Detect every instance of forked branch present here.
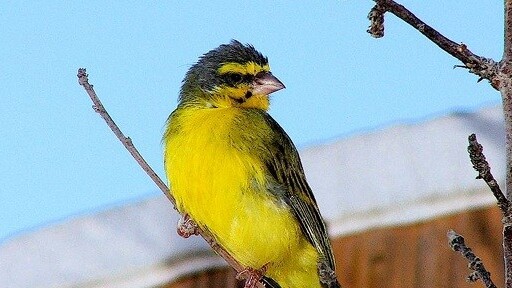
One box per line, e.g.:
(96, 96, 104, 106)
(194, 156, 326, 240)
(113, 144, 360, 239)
(365, 1, 512, 286)
(367, 0, 500, 89)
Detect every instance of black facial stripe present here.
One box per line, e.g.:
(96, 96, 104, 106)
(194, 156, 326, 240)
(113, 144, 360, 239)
(230, 96, 246, 104)
(222, 72, 255, 87)
(242, 74, 254, 83)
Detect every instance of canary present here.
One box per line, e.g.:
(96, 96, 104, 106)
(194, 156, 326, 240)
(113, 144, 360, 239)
(163, 40, 341, 288)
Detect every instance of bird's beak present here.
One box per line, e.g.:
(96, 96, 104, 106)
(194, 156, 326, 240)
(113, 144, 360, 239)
(252, 72, 285, 96)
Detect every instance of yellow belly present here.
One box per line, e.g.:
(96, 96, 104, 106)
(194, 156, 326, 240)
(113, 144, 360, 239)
(164, 107, 321, 287)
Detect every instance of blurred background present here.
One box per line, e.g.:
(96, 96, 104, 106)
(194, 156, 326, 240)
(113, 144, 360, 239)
(0, 1, 505, 287)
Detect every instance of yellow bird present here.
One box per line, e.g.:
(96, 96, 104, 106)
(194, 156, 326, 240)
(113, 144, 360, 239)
(163, 40, 341, 288)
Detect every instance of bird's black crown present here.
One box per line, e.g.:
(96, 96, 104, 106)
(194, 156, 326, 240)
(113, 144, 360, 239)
(180, 40, 269, 101)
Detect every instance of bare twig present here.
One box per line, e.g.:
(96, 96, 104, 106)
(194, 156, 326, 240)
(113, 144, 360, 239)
(365, 1, 512, 285)
(76, 68, 265, 288)
(467, 134, 511, 215)
(367, 3, 385, 38)
(367, 0, 500, 89)
(467, 133, 512, 287)
(448, 230, 497, 288)
(76, 69, 169, 200)
(499, 2, 512, 287)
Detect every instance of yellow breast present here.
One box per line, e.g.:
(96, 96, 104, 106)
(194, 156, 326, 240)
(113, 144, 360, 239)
(164, 106, 325, 287)
(163, 107, 303, 268)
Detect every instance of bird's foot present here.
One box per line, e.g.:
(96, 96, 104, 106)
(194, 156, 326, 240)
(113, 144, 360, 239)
(177, 214, 200, 238)
(318, 261, 341, 288)
(236, 264, 269, 288)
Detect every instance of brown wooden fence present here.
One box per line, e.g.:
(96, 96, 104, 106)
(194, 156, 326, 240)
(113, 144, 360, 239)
(165, 206, 504, 288)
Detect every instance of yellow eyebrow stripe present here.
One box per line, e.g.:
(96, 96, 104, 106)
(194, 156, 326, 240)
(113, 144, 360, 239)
(218, 61, 270, 75)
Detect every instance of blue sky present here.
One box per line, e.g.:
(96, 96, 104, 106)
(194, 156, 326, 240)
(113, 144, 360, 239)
(0, 1, 502, 242)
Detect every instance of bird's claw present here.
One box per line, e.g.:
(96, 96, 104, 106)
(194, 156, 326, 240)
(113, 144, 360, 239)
(236, 264, 269, 288)
(177, 214, 200, 238)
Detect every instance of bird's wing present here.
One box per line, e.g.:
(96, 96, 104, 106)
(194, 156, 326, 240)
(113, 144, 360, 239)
(263, 116, 336, 271)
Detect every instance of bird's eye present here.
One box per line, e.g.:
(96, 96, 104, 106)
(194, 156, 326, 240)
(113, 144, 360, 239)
(225, 73, 243, 85)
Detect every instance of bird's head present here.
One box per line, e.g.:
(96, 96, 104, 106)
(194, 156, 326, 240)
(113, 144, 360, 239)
(179, 40, 285, 111)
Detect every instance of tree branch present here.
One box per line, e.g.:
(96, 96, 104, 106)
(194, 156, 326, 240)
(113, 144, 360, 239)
(467, 134, 511, 215)
(447, 230, 497, 288)
(467, 133, 512, 287)
(367, 0, 500, 89)
(76, 68, 265, 288)
(76, 69, 169, 199)
(502, 0, 512, 203)
(501, 2, 512, 286)
(366, 1, 512, 286)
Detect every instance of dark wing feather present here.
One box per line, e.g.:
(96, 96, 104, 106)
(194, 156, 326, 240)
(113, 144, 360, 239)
(263, 116, 336, 271)
(262, 276, 282, 288)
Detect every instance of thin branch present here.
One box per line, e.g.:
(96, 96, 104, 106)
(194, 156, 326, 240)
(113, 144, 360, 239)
(502, 2, 512, 287)
(76, 68, 264, 288)
(365, 1, 512, 286)
(77, 69, 170, 200)
(367, 0, 500, 89)
(467, 134, 511, 215)
(468, 133, 512, 287)
(448, 230, 497, 288)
